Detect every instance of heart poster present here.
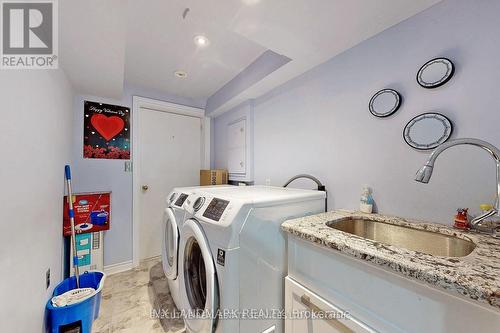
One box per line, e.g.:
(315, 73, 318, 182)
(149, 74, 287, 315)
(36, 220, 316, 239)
(83, 101, 130, 159)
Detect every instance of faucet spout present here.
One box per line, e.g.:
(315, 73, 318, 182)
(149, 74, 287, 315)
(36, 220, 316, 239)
(415, 164, 433, 183)
(414, 138, 500, 229)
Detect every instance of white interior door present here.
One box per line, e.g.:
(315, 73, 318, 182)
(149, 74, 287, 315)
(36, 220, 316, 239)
(139, 107, 201, 260)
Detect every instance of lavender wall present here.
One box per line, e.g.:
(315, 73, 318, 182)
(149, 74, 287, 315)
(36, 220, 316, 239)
(71, 86, 204, 266)
(0, 70, 74, 332)
(214, 0, 500, 224)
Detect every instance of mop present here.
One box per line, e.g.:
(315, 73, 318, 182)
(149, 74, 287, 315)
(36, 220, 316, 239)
(51, 165, 96, 307)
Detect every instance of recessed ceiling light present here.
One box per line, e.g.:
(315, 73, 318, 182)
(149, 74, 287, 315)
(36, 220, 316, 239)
(174, 70, 187, 78)
(193, 35, 210, 47)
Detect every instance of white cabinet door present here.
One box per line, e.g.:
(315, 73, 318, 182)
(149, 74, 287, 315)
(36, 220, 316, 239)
(285, 277, 376, 333)
(227, 119, 246, 174)
(227, 119, 246, 148)
(227, 147, 245, 174)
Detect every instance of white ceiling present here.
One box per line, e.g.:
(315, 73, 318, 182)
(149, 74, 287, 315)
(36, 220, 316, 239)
(60, 0, 126, 99)
(60, 0, 441, 108)
(124, 0, 266, 100)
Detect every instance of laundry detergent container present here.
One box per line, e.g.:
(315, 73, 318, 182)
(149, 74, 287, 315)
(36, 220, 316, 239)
(46, 271, 106, 333)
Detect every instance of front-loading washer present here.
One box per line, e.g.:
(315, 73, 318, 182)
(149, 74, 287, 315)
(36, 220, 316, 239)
(178, 186, 326, 333)
(162, 186, 232, 309)
(162, 188, 192, 309)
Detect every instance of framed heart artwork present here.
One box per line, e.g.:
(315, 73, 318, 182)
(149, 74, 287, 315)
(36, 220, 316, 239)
(83, 101, 131, 159)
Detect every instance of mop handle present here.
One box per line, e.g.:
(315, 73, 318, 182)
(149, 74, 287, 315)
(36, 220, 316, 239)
(65, 165, 80, 288)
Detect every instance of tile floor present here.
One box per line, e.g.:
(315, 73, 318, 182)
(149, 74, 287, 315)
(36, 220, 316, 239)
(92, 257, 185, 333)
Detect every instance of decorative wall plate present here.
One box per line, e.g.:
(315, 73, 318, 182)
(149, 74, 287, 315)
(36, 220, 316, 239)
(403, 113, 453, 150)
(369, 89, 402, 118)
(416, 58, 454, 88)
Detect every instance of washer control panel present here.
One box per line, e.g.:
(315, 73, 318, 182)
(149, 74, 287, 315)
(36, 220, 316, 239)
(202, 198, 230, 222)
(174, 193, 189, 207)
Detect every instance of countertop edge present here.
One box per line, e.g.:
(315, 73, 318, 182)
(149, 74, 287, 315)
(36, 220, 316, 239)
(281, 210, 500, 311)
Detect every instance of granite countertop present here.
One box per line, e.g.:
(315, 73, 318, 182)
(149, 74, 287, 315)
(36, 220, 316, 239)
(282, 209, 500, 311)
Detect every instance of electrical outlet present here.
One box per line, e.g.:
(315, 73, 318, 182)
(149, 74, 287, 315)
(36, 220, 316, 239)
(46, 268, 50, 289)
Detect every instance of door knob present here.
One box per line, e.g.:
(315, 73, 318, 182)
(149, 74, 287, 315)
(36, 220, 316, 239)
(142, 185, 149, 191)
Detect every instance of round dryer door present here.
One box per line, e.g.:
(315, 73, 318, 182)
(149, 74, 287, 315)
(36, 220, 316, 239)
(162, 207, 179, 280)
(179, 219, 219, 333)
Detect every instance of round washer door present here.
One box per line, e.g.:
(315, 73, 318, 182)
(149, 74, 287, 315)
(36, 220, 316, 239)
(179, 219, 219, 333)
(162, 207, 179, 280)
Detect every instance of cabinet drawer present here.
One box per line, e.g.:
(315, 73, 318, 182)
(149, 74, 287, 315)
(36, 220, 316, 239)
(285, 277, 376, 333)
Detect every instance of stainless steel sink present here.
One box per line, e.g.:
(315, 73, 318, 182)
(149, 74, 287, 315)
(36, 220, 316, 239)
(327, 217, 476, 257)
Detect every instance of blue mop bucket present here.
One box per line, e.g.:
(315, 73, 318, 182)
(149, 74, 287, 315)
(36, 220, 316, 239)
(46, 271, 106, 333)
(90, 211, 108, 226)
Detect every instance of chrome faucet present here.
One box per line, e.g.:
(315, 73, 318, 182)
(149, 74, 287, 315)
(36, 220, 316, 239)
(415, 138, 500, 233)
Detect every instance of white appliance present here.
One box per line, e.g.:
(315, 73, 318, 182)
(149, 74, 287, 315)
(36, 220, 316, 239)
(178, 186, 326, 333)
(162, 188, 191, 308)
(162, 186, 232, 309)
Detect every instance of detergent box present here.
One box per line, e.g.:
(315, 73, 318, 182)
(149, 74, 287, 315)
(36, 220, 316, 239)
(68, 231, 104, 274)
(63, 192, 111, 236)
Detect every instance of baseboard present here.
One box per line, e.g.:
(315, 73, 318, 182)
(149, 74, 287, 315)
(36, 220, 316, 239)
(104, 260, 133, 276)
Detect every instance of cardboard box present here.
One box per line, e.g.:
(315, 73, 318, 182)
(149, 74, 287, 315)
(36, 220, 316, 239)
(200, 169, 228, 185)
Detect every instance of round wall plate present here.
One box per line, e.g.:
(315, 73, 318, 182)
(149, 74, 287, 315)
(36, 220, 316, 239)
(416, 58, 454, 89)
(403, 112, 453, 150)
(369, 89, 402, 118)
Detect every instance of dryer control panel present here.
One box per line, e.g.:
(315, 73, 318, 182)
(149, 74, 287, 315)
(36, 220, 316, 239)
(202, 198, 229, 222)
(174, 193, 189, 207)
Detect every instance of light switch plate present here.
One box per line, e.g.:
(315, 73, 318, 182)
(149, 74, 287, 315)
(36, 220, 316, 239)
(124, 161, 132, 172)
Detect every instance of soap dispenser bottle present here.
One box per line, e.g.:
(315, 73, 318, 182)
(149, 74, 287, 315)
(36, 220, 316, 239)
(478, 204, 497, 226)
(360, 185, 374, 213)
